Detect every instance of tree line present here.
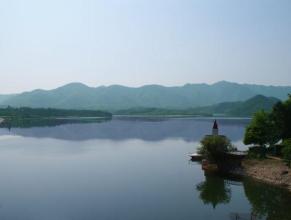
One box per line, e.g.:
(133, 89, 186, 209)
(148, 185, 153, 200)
(0, 106, 112, 118)
(244, 94, 291, 164)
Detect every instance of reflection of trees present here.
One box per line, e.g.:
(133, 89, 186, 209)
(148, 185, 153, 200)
(196, 172, 231, 208)
(243, 178, 291, 220)
(196, 172, 291, 219)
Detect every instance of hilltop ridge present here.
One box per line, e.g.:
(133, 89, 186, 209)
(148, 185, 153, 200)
(0, 81, 289, 111)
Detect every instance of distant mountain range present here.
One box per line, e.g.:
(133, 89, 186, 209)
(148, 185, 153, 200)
(0, 81, 289, 111)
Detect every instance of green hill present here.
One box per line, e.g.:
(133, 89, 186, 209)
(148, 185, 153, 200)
(115, 95, 280, 117)
(0, 81, 289, 111)
(194, 95, 280, 117)
(0, 94, 16, 105)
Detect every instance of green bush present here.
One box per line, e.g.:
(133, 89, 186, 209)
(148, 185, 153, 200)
(198, 135, 235, 162)
(282, 139, 291, 167)
(248, 146, 267, 159)
(267, 144, 284, 156)
(244, 110, 280, 148)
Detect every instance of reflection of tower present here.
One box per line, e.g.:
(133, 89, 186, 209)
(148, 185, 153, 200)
(212, 120, 218, 136)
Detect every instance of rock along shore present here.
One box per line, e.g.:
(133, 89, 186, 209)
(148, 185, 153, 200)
(242, 159, 291, 192)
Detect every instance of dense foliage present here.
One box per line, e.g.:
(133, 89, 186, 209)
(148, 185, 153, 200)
(272, 95, 291, 140)
(244, 94, 291, 159)
(244, 110, 280, 148)
(115, 107, 211, 116)
(198, 135, 235, 162)
(282, 139, 291, 167)
(0, 117, 111, 129)
(0, 107, 112, 118)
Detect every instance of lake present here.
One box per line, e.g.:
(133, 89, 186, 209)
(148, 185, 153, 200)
(0, 117, 290, 220)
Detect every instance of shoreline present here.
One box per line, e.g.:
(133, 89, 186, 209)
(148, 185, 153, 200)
(201, 157, 291, 193)
(242, 159, 291, 192)
(114, 115, 252, 120)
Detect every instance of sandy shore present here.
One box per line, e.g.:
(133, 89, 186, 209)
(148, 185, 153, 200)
(243, 159, 291, 192)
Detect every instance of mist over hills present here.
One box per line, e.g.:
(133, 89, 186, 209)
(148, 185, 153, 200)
(0, 81, 290, 111)
(0, 94, 16, 104)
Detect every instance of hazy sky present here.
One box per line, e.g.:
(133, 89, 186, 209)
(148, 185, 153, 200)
(0, 0, 291, 93)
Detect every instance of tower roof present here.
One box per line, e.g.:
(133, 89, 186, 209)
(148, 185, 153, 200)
(213, 120, 218, 129)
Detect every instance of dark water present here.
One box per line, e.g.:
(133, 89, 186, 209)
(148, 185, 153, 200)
(0, 117, 290, 220)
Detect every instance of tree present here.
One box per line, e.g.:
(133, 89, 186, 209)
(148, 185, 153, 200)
(244, 110, 280, 148)
(282, 139, 291, 167)
(198, 135, 234, 162)
(272, 94, 291, 140)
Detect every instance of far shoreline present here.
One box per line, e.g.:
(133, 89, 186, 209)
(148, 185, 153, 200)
(113, 114, 252, 120)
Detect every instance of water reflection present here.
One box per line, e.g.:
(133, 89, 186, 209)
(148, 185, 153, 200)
(0, 118, 290, 219)
(243, 178, 291, 220)
(196, 172, 231, 208)
(196, 171, 291, 220)
(0, 117, 250, 144)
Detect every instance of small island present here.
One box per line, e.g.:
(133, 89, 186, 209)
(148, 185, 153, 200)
(194, 95, 291, 192)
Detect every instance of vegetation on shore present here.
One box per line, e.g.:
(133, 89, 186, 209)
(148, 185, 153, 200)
(282, 140, 291, 167)
(244, 94, 291, 164)
(198, 135, 235, 163)
(0, 117, 111, 128)
(0, 107, 112, 128)
(115, 107, 211, 117)
(196, 94, 291, 193)
(0, 107, 112, 119)
(233, 94, 291, 192)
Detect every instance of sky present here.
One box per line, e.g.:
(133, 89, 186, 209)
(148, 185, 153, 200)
(0, 0, 291, 93)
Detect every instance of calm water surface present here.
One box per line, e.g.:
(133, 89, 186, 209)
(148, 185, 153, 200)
(0, 117, 290, 220)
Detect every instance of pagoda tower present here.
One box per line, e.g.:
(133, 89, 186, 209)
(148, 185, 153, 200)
(212, 120, 219, 135)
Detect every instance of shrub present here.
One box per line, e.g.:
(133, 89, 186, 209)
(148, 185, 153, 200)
(282, 139, 291, 167)
(248, 146, 267, 159)
(198, 135, 235, 162)
(244, 111, 280, 148)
